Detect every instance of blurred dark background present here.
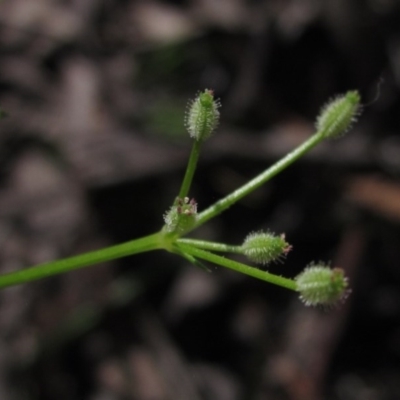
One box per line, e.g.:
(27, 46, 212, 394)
(1, 1, 400, 399)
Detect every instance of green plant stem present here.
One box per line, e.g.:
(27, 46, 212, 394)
(178, 139, 202, 198)
(191, 131, 325, 231)
(177, 238, 242, 253)
(0, 232, 163, 289)
(178, 243, 297, 291)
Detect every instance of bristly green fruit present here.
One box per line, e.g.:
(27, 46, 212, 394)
(316, 90, 361, 139)
(241, 231, 291, 266)
(185, 89, 221, 141)
(163, 197, 198, 234)
(295, 264, 350, 306)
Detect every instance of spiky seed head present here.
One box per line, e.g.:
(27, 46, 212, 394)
(163, 197, 198, 234)
(185, 89, 221, 141)
(295, 263, 350, 307)
(242, 231, 291, 266)
(316, 90, 361, 139)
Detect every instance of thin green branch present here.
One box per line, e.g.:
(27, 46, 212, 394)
(0, 232, 163, 289)
(177, 238, 242, 253)
(190, 131, 325, 232)
(178, 243, 297, 291)
(178, 139, 203, 199)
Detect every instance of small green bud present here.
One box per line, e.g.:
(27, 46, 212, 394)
(185, 89, 220, 141)
(316, 90, 361, 139)
(241, 231, 291, 266)
(295, 264, 350, 307)
(163, 197, 197, 234)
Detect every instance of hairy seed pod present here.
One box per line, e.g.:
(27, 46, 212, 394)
(163, 197, 198, 234)
(316, 91, 361, 139)
(185, 89, 221, 141)
(242, 231, 291, 266)
(295, 264, 350, 306)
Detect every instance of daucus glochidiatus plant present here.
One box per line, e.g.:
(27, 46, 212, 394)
(0, 90, 361, 306)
